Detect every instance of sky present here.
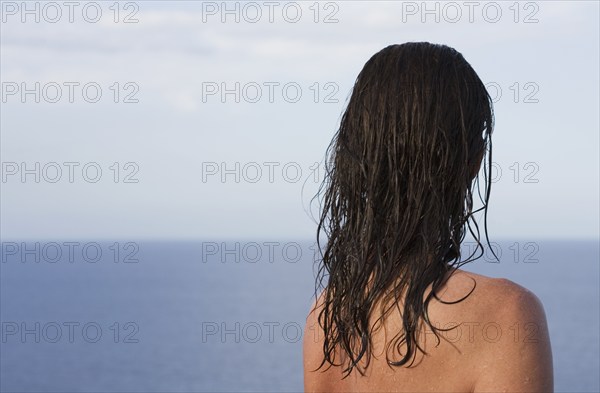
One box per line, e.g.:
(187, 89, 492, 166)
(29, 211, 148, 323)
(0, 1, 598, 241)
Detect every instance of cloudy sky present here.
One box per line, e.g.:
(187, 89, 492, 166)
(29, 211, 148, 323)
(1, 1, 598, 241)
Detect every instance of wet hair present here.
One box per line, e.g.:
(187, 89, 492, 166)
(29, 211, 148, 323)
(312, 42, 495, 377)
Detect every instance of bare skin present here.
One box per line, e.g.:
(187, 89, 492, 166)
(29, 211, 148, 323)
(303, 269, 554, 392)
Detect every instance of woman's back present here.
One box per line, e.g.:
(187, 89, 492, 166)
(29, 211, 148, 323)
(304, 269, 553, 392)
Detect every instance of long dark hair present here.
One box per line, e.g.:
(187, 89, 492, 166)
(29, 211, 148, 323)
(312, 42, 495, 377)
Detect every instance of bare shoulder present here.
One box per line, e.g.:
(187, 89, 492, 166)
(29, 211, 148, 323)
(443, 269, 554, 392)
(441, 269, 546, 311)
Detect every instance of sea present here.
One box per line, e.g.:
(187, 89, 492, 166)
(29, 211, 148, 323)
(0, 239, 598, 392)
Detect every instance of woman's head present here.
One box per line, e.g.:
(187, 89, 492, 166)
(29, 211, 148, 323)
(314, 42, 494, 376)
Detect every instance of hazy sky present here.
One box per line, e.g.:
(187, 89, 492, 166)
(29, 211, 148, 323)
(1, 1, 598, 241)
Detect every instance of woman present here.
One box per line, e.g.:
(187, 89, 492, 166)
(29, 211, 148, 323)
(304, 42, 553, 392)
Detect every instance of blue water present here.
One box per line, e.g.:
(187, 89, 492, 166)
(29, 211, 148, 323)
(1, 240, 598, 392)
